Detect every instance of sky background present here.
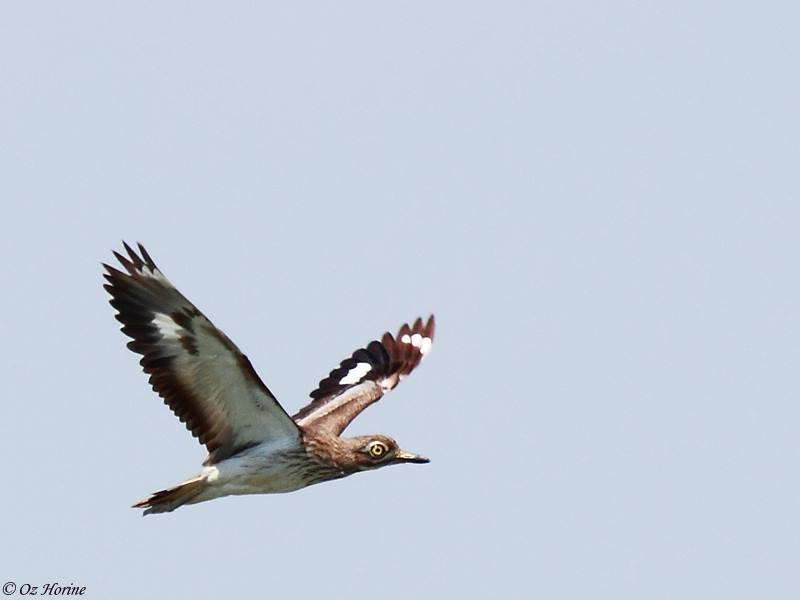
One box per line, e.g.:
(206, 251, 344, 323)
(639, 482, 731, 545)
(1, 2, 798, 598)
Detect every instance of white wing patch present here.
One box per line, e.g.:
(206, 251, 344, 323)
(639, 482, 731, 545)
(420, 338, 432, 355)
(339, 362, 372, 385)
(294, 315, 434, 435)
(153, 312, 183, 340)
(402, 332, 433, 356)
(104, 242, 302, 464)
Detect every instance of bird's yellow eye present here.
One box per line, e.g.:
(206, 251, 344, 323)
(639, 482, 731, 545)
(369, 442, 388, 459)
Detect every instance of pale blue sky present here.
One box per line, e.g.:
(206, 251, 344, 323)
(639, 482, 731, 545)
(1, 2, 798, 598)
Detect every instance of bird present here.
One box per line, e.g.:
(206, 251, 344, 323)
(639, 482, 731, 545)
(103, 243, 435, 515)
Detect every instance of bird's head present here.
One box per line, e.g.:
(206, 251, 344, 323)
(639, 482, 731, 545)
(341, 434, 429, 471)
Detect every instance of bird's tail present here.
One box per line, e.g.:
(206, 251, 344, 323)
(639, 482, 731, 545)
(133, 475, 206, 516)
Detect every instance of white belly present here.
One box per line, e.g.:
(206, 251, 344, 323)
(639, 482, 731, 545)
(188, 442, 329, 504)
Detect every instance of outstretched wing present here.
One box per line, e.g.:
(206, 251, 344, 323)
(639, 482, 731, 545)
(294, 316, 435, 435)
(103, 242, 300, 465)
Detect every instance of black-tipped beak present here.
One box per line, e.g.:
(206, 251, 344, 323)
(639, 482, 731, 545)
(395, 450, 430, 464)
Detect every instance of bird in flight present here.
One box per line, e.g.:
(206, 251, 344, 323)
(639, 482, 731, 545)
(103, 243, 435, 515)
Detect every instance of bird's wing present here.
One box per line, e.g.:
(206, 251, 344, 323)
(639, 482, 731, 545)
(293, 316, 435, 436)
(103, 243, 300, 465)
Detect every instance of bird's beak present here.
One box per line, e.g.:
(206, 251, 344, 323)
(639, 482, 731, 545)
(395, 450, 430, 464)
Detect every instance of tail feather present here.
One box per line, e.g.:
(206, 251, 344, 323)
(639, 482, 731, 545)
(133, 476, 205, 515)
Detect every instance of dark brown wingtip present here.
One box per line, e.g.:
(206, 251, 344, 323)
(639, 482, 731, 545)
(110, 241, 158, 276)
(102, 262, 123, 280)
(305, 315, 436, 403)
(425, 314, 435, 339)
(137, 242, 157, 269)
(122, 241, 145, 269)
(112, 249, 136, 273)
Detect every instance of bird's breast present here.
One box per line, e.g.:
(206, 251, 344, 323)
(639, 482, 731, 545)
(204, 443, 346, 496)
